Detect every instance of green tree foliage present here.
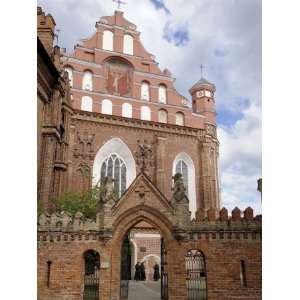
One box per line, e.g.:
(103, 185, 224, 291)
(52, 185, 101, 219)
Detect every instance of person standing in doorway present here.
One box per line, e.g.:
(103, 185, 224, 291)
(134, 262, 141, 281)
(140, 262, 146, 281)
(153, 263, 160, 281)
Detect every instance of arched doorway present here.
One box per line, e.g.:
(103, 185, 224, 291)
(83, 250, 100, 300)
(119, 219, 169, 300)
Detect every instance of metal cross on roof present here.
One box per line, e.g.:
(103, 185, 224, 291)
(200, 64, 204, 77)
(113, 0, 126, 10)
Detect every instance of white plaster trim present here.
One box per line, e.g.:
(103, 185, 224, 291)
(92, 138, 136, 187)
(172, 152, 197, 219)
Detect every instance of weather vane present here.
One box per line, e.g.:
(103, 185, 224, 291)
(113, 0, 126, 10)
(200, 64, 204, 78)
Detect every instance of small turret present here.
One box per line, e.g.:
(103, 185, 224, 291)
(37, 6, 56, 54)
(189, 77, 216, 125)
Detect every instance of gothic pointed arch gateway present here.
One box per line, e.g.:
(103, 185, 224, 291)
(107, 173, 178, 300)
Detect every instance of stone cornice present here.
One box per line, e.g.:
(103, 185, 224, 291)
(72, 109, 204, 138)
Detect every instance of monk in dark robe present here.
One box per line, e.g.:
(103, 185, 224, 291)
(153, 263, 160, 281)
(140, 262, 146, 281)
(134, 262, 141, 281)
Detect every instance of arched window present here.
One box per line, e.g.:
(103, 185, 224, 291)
(141, 106, 151, 121)
(100, 154, 127, 197)
(175, 112, 185, 126)
(173, 152, 196, 218)
(158, 84, 167, 104)
(123, 34, 133, 55)
(158, 109, 168, 123)
(102, 99, 112, 115)
(176, 160, 188, 194)
(185, 250, 207, 300)
(82, 70, 93, 91)
(83, 250, 100, 300)
(122, 103, 132, 118)
(92, 138, 136, 189)
(64, 67, 73, 87)
(103, 30, 114, 51)
(141, 81, 150, 101)
(81, 96, 93, 111)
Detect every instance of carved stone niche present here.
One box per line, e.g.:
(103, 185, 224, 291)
(73, 131, 95, 160)
(103, 57, 134, 97)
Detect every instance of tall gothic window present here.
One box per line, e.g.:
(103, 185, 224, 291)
(141, 81, 150, 101)
(100, 154, 127, 197)
(103, 30, 114, 51)
(185, 250, 207, 300)
(82, 70, 93, 91)
(176, 160, 188, 194)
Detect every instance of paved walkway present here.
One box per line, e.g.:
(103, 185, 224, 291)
(128, 280, 160, 300)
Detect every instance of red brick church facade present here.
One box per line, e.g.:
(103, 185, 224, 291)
(37, 7, 261, 300)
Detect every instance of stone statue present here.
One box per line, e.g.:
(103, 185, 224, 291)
(171, 173, 189, 204)
(135, 139, 154, 173)
(97, 176, 116, 211)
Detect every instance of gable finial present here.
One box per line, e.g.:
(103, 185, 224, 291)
(113, 0, 126, 10)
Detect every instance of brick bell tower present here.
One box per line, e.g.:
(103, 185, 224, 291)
(189, 77, 216, 124)
(190, 77, 220, 215)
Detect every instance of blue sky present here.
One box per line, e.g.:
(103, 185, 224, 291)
(37, 0, 262, 214)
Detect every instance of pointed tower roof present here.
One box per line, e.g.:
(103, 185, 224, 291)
(189, 77, 216, 94)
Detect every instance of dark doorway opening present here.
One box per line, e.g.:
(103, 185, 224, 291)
(83, 250, 100, 300)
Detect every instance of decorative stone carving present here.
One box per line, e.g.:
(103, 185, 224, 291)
(135, 139, 155, 174)
(73, 131, 95, 160)
(96, 176, 117, 233)
(97, 176, 117, 208)
(171, 173, 191, 230)
(134, 184, 150, 205)
(206, 124, 217, 137)
(171, 173, 189, 204)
